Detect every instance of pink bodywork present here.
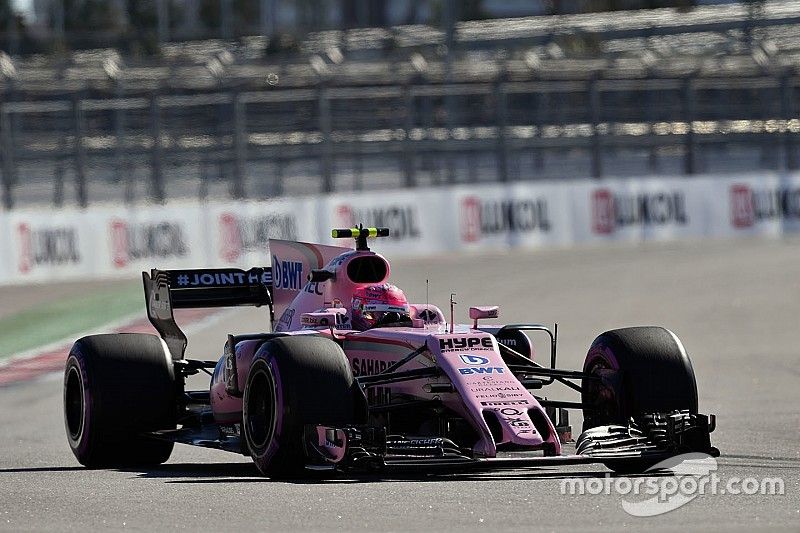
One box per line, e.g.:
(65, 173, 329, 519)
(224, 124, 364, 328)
(209, 239, 561, 457)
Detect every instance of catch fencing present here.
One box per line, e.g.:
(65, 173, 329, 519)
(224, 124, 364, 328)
(2, 73, 800, 209)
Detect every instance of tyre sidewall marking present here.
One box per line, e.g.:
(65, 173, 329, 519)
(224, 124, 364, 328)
(246, 356, 284, 465)
(65, 350, 95, 458)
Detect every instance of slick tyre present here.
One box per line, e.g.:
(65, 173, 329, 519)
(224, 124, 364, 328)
(582, 326, 698, 430)
(581, 327, 699, 474)
(242, 336, 362, 478)
(64, 333, 177, 467)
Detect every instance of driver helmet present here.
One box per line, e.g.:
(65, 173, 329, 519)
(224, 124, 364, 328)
(351, 283, 411, 330)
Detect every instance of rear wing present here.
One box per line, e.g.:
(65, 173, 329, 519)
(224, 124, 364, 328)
(142, 267, 272, 360)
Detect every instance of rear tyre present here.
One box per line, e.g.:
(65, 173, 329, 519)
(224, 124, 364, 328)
(242, 336, 361, 478)
(64, 333, 177, 467)
(581, 327, 698, 473)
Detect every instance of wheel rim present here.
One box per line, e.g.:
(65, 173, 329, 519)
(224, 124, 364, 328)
(246, 366, 277, 452)
(65, 365, 85, 441)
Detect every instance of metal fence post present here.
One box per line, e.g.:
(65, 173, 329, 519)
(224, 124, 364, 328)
(443, 0, 457, 184)
(781, 72, 796, 170)
(402, 83, 416, 187)
(53, 142, 65, 207)
(683, 76, 696, 175)
(0, 105, 13, 209)
(534, 90, 545, 171)
(150, 91, 165, 203)
(113, 80, 129, 203)
(589, 77, 602, 179)
(318, 82, 333, 193)
(232, 91, 246, 198)
(646, 85, 658, 172)
(495, 74, 509, 182)
(73, 95, 87, 208)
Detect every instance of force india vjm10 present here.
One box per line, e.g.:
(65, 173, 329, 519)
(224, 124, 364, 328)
(63, 227, 718, 477)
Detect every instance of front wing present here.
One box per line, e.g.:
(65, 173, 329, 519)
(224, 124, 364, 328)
(304, 410, 718, 474)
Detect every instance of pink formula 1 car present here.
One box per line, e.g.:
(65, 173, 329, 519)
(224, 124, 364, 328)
(63, 227, 717, 477)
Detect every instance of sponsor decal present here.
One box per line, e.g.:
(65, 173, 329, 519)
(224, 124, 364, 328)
(475, 390, 524, 399)
(350, 357, 391, 405)
(459, 354, 490, 365)
(591, 188, 688, 234)
(458, 366, 505, 375)
(492, 406, 535, 433)
(730, 183, 800, 228)
(335, 204, 421, 240)
(473, 378, 519, 386)
(301, 311, 348, 328)
(276, 308, 295, 329)
(469, 386, 520, 393)
(219, 212, 297, 262)
(304, 281, 325, 295)
(439, 336, 494, 352)
(480, 399, 529, 406)
(407, 438, 443, 446)
(220, 424, 241, 437)
(351, 357, 392, 377)
(460, 195, 551, 242)
(17, 223, 81, 273)
(174, 269, 270, 287)
(110, 219, 187, 268)
(272, 256, 304, 291)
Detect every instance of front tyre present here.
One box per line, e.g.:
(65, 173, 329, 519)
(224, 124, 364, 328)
(243, 336, 361, 478)
(582, 326, 698, 430)
(64, 333, 177, 467)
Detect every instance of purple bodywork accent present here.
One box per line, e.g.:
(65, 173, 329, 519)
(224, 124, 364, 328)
(584, 343, 619, 371)
(66, 352, 94, 457)
(259, 353, 284, 464)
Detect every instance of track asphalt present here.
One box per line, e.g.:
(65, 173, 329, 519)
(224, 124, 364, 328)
(0, 238, 798, 531)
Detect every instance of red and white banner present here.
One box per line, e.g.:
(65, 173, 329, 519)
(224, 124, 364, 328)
(98, 204, 208, 275)
(717, 173, 800, 237)
(452, 182, 573, 250)
(317, 189, 450, 256)
(0, 172, 799, 285)
(569, 177, 718, 244)
(4, 208, 98, 282)
(207, 198, 318, 268)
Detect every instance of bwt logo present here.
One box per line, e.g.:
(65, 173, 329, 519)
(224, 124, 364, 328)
(729, 184, 800, 228)
(592, 188, 688, 234)
(335, 204, 420, 240)
(460, 354, 490, 365)
(219, 212, 297, 263)
(110, 220, 187, 268)
(17, 223, 81, 274)
(460, 196, 551, 242)
(271, 255, 304, 291)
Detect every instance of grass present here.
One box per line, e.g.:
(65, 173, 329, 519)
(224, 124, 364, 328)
(0, 282, 144, 359)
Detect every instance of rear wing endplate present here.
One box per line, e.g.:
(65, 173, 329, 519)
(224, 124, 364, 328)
(142, 267, 273, 360)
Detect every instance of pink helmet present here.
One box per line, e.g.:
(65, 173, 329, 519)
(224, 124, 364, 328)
(351, 283, 411, 330)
